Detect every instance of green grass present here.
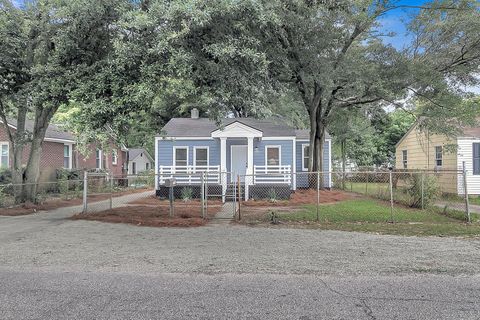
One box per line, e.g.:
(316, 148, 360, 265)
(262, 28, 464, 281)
(270, 199, 480, 237)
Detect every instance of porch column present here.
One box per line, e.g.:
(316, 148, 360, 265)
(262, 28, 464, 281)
(220, 138, 227, 202)
(246, 137, 254, 201)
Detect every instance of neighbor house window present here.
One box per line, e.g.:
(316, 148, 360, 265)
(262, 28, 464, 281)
(302, 144, 310, 171)
(402, 150, 408, 169)
(112, 149, 118, 165)
(435, 146, 443, 167)
(0, 142, 8, 168)
(473, 143, 480, 175)
(145, 163, 149, 171)
(132, 162, 136, 175)
(266, 146, 280, 166)
(63, 145, 71, 169)
(96, 149, 102, 169)
(194, 147, 208, 167)
(174, 147, 188, 167)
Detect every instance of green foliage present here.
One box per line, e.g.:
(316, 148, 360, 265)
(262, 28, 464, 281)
(181, 187, 193, 202)
(0, 185, 6, 207)
(406, 174, 439, 208)
(267, 188, 278, 203)
(57, 172, 70, 200)
(0, 168, 12, 184)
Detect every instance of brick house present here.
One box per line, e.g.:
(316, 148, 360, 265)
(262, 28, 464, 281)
(1, 119, 128, 181)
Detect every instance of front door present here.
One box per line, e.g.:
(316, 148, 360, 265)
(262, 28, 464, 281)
(231, 145, 248, 182)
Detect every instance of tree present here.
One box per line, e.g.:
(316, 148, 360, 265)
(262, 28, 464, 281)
(0, 0, 126, 202)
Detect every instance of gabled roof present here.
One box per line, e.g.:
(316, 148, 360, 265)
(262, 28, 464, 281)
(128, 148, 153, 162)
(159, 118, 330, 138)
(3, 118, 75, 142)
(295, 129, 331, 140)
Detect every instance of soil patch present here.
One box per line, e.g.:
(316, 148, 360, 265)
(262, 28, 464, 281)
(128, 195, 224, 207)
(71, 205, 215, 227)
(243, 189, 355, 207)
(0, 188, 150, 216)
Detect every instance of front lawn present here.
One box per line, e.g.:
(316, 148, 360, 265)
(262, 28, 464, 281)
(241, 199, 480, 237)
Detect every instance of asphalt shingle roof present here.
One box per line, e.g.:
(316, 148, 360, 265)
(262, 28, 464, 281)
(128, 148, 153, 161)
(159, 118, 330, 139)
(6, 118, 75, 141)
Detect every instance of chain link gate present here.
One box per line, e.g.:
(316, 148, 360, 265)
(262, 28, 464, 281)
(203, 172, 238, 220)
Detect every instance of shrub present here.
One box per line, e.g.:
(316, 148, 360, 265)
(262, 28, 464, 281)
(57, 172, 70, 200)
(181, 187, 193, 202)
(406, 173, 439, 208)
(268, 188, 277, 203)
(0, 168, 12, 184)
(0, 185, 6, 207)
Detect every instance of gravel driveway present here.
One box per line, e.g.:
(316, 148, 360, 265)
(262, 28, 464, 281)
(1, 202, 480, 276)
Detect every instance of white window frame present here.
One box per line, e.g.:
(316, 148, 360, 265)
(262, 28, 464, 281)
(265, 145, 281, 166)
(96, 149, 103, 169)
(0, 141, 9, 169)
(112, 149, 118, 165)
(193, 146, 209, 168)
(301, 143, 309, 171)
(173, 146, 189, 167)
(402, 150, 408, 169)
(63, 143, 73, 169)
(435, 146, 442, 167)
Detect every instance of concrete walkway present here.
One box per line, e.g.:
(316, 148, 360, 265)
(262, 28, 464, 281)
(213, 202, 236, 220)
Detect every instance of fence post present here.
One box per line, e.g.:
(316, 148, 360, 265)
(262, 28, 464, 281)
(200, 172, 205, 219)
(389, 170, 394, 223)
(237, 175, 241, 221)
(82, 171, 88, 213)
(109, 173, 113, 210)
(463, 161, 471, 223)
(316, 172, 320, 222)
(420, 171, 425, 210)
(365, 172, 368, 195)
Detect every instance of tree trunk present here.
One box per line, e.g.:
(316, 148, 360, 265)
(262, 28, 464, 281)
(341, 139, 346, 190)
(12, 107, 28, 203)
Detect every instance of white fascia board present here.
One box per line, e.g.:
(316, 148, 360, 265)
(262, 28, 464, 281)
(44, 138, 76, 144)
(160, 137, 214, 140)
(262, 137, 296, 141)
(211, 122, 262, 138)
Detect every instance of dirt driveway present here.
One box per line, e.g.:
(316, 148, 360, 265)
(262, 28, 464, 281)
(1, 196, 480, 276)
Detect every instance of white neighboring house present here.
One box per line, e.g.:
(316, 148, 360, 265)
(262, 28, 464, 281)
(128, 148, 154, 175)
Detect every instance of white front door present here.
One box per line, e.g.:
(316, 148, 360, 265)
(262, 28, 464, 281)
(231, 145, 248, 182)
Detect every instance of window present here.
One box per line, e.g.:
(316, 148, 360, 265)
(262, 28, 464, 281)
(0, 143, 8, 168)
(302, 144, 310, 171)
(194, 147, 208, 167)
(402, 150, 408, 169)
(63, 145, 71, 169)
(132, 162, 136, 175)
(435, 146, 443, 167)
(265, 146, 280, 166)
(145, 162, 149, 171)
(96, 149, 102, 169)
(174, 147, 188, 167)
(112, 149, 118, 165)
(474, 143, 480, 175)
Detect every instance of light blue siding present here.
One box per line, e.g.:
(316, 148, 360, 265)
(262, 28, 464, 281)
(295, 140, 331, 188)
(157, 139, 220, 167)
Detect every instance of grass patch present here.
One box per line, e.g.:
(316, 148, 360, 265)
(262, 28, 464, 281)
(269, 199, 480, 237)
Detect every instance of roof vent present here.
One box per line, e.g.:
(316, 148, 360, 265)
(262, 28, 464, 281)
(191, 108, 199, 119)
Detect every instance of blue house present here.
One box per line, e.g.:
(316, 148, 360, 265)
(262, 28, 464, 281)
(155, 109, 332, 200)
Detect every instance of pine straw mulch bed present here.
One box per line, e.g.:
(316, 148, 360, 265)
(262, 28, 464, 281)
(242, 189, 356, 207)
(128, 195, 224, 206)
(70, 203, 221, 228)
(0, 188, 150, 217)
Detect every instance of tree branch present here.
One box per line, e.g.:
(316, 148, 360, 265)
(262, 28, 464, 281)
(0, 100, 15, 145)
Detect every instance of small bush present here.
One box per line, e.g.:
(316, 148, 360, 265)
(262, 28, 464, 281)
(57, 171, 70, 200)
(268, 188, 277, 203)
(406, 173, 439, 208)
(0, 185, 6, 207)
(0, 168, 12, 184)
(181, 187, 193, 202)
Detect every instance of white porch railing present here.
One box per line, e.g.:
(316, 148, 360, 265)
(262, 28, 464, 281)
(158, 165, 221, 185)
(253, 165, 292, 184)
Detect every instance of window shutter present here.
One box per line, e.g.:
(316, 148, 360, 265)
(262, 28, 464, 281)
(473, 143, 480, 175)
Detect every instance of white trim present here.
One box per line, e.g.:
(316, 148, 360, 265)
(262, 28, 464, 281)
(160, 137, 215, 140)
(220, 138, 227, 173)
(173, 146, 189, 167)
(63, 143, 73, 169)
(292, 139, 296, 190)
(301, 143, 309, 171)
(265, 145, 281, 166)
(262, 137, 296, 141)
(211, 122, 263, 138)
(44, 137, 76, 144)
(193, 146, 209, 168)
(0, 141, 9, 169)
(154, 137, 160, 189)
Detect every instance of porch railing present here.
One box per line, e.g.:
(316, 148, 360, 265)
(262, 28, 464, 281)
(158, 165, 221, 185)
(253, 165, 292, 184)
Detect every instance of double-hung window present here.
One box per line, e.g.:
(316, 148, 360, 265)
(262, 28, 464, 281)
(63, 145, 71, 169)
(473, 143, 480, 175)
(96, 149, 102, 169)
(112, 149, 118, 165)
(266, 146, 280, 166)
(435, 146, 443, 167)
(302, 144, 310, 171)
(194, 147, 208, 168)
(402, 150, 408, 169)
(0, 142, 8, 168)
(174, 147, 188, 167)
